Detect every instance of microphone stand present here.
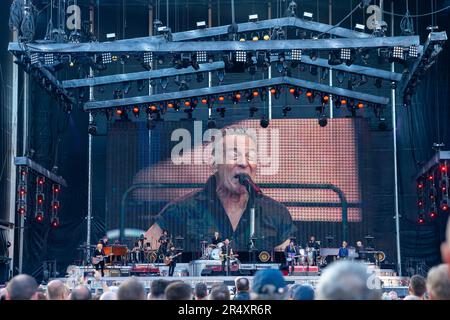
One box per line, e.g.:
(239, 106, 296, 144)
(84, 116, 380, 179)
(247, 185, 257, 264)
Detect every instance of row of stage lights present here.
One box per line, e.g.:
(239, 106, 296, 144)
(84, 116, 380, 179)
(103, 86, 369, 127)
(417, 162, 449, 224)
(17, 166, 61, 228)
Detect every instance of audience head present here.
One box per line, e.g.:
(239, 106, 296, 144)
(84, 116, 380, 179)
(6, 274, 38, 300)
(427, 264, 450, 300)
(100, 291, 117, 300)
(165, 282, 192, 300)
(149, 279, 170, 300)
(194, 282, 208, 300)
(388, 290, 399, 300)
(408, 275, 427, 299)
(46, 280, 69, 300)
(441, 218, 450, 269)
(117, 277, 146, 300)
(235, 277, 250, 292)
(251, 269, 287, 300)
(292, 284, 315, 300)
(70, 285, 92, 300)
(209, 283, 230, 300)
(316, 261, 382, 300)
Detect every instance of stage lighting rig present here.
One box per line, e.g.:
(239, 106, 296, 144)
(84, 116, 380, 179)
(196, 21, 207, 29)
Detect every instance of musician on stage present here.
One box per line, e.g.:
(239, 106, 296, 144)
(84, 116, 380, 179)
(93, 243, 106, 277)
(131, 241, 142, 263)
(211, 231, 222, 246)
(306, 235, 320, 266)
(337, 241, 349, 260)
(284, 240, 298, 275)
(355, 240, 366, 261)
(165, 244, 178, 277)
(220, 239, 234, 276)
(157, 230, 170, 262)
(99, 236, 109, 246)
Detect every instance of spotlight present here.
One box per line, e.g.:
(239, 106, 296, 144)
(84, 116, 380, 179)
(292, 49, 302, 61)
(148, 104, 158, 112)
(309, 50, 318, 61)
(37, 176, 45, 186)
(44, 53, 54, 65)
(196, 21, 207, 29)
(218, 96, 225, 102)
(251, 32, 260, 41)
(392, 47, 405, 60)
(306, 90, 314, 103)
(132, 106, 140, 117)
(143, 52, 153, 66)
(207, 118, 217, 129)
(201, 97, 209, 105)
(440, 199, 449, 211)
(102, 52, 112, 64)
(239, 34, 246, 42)
(340, 98, 347, 106)
(249, 106, 258, 118)
(260, 116, 269, 128)
(441, 180, 448, 193)
(429, 209, 438, 219)
(303, 12, 313, 20)
(417, 179, 425, 190)
(52, 184, 60, 194)
(263, 32, 270, 41)
(88, 122, 97, 135)
(252, 90, 259, 97)
(418, 214, 425, 224)
(439, 163, 447, 173)
(428, 174, 434, 181)
(35, 211, 44, 223)
(318, 115, 328, 127)
(282, 106, 292, 117)
(249, 14, 259, 22)
(336, 71, 345, 84)
(51, 217, 60, 228)
(328, 50, 342, 66)
(184, 100, 191, 107)
(116, 108, 124, 116)
(196, 51, 207, 63)
(340, 48, 351, 61)
(409, 45, 419, 58)
(321, 95, 330, 105)
(357, 102, 364, 109)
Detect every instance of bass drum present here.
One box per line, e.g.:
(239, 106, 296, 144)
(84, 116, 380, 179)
(210, 248, 221, 260)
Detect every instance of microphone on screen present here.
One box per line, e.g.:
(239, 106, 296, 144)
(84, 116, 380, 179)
(235, 173, 263, 198)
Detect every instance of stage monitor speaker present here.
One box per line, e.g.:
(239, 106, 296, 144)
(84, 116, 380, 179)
(201, 269, 214, 276)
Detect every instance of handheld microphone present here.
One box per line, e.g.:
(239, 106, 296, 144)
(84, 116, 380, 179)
(235, 173, 262, 197)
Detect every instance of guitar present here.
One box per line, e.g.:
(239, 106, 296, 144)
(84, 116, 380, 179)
(164, 252, 182, 265)
(92, 256, 105, 265)
(219, 253, 239, 261)
(286, 253, 302, 262)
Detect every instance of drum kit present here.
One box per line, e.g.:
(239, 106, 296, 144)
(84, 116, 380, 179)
(200, 240, 225, 260)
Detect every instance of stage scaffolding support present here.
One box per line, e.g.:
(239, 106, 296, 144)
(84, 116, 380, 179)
(390, 1, 402, 277)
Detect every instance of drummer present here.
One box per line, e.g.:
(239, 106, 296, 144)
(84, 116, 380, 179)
(211, 231, 222, 247)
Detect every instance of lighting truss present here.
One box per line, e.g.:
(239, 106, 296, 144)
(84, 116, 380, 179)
(291, 49, 302, 61)
(84, 76, 389, 111)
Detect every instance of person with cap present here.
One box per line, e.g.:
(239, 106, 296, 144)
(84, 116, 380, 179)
(291, 284, 315, 300)
(251, 269, 288, 300)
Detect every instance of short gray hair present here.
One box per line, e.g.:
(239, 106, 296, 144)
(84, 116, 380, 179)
(316, 261, 382, 300)
(427, 264, 450, 300)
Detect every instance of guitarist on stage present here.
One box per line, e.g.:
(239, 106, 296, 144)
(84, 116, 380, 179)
(220, 239, 234, 276)
(165, 244, 179, 277)
(93, 243, 106, 277)
(284, 239, 298, 275)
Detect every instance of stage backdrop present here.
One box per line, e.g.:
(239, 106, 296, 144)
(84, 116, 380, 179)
(103, 118, 392, 260)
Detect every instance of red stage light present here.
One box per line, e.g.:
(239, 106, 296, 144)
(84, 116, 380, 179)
(289, 88, 296, 94)
(235, 93, 242, 100)
(35, 213, 44, 223)
(417, 181, 424, 189)
(132, 106, 140, 114)
(417, 199, 424, 207)
(428, 174, 434, 181)
(270, 88, 277, 94)
(52, 184, 60, 193)
(357, 102, 364, 109)
(167, 103, 174, 108)
(37, 176, 45, 185)
(429, 211, 438, 219)
(116, 109, 123, 115)
(323, 95, 329, 102)
(37, 194, 44, 205)
(201, 98, 208, 104)
(184, 101, 191, 107)
(440, 164, 447, 173)
(252, 90, 259, 97)
(441, 201, 449, 211)
(18, 207, 26, 215)
(218, 96, 225, 102)
(19, 188, 26, 196)
(306, 91, 313, 98)
(340, 99, 347, 105)
(51, 218, 59, 228)
(418, 215, 425, 224)
(52, 201, 60, 210)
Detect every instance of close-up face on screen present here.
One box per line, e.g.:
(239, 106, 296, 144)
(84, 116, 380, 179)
(105, 119, 368, 256)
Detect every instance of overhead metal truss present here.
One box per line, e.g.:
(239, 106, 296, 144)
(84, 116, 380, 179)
(9, 36, 420, 54)
(7, 14, 446, 115)
(84, 76, 390, 112)
(14, 157, 68, 187)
